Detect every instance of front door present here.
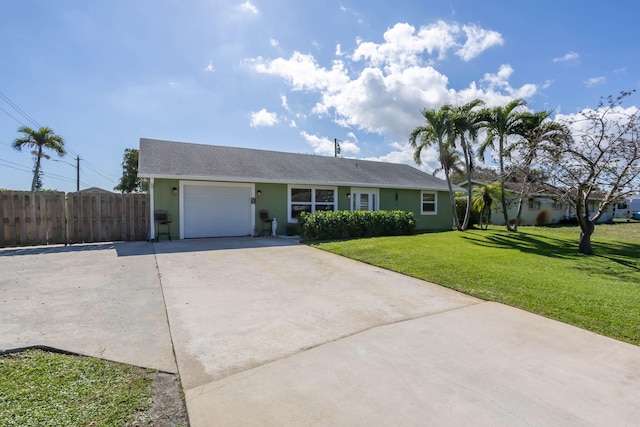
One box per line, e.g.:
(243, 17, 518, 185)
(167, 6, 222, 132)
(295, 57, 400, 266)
(351, 188, 379, 211)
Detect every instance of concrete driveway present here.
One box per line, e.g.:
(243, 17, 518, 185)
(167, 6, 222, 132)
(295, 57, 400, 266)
(2, 238, 640, 426)
(0, 242, 176, 373)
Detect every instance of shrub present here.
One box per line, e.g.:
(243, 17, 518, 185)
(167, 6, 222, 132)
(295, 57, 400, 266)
(455, 196, 480, 228)
(298, 210, 416, 240)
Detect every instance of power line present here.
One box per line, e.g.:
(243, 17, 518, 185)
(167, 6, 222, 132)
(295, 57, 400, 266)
(0, 158, 31, 173)
(0, 93, 118, 188)
(0, 106, 25, 126)
(82, 160, 119, 181)
(0, 158, 75, 182)
(0, 91, 40, 128)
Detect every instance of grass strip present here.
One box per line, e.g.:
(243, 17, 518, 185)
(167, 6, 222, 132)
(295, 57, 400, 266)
(312, 222, 640, 346)
(0, 349, 154, 427)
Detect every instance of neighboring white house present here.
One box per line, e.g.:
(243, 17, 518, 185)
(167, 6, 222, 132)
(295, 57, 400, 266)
(491, 183, 615, 226)
(458, 181, 615, 226)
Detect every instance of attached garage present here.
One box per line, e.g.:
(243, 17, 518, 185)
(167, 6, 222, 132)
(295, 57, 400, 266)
(182, 182, 254, 238)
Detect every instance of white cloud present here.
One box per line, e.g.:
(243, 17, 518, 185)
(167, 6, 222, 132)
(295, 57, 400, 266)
(238, 1, 258, 14)
(253, 52, 349, 92)
(585, 76, 606, 87)
(300, 131, 335, 155)
(553, 51, 579, 63)
(281, 95, 289, 110)
(338, 138, 360, 154)
(541, 79, 553, 89)
(365, 141, 438, 173)
(456, 24, 504, 61)
(300, 131, 360, 155)
(336, 44, 343, 56)
(251, 20, 535, 148)
(270, 38, 279, 47)
(250, 108, 278, 127)
(204, 60, 215, 72)
(352, 21, 503, 70)
(479, 64, 537, 101)
(313, 65, 451, 136)
(289, 120, 297, 127)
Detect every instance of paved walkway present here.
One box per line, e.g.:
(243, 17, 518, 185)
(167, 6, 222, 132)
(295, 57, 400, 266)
(2, 238, 640, 426)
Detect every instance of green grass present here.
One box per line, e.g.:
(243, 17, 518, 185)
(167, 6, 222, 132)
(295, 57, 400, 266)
(311, 221, 640, 346)
(0, 350, 154, 427)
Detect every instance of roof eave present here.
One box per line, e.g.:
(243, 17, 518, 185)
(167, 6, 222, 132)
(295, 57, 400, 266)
(138, 173, 451, 192)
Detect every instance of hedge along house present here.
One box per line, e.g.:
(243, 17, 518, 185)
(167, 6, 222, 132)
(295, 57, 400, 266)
(138, 138, 457, 240)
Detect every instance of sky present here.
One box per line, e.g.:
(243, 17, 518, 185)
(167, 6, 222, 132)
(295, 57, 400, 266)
(1, 0, 639, 192)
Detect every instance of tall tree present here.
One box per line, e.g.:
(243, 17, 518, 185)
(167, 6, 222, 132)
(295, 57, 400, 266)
(543, 90, 640, 255)
(449, 99, 485, 230)
(13, 126, 66, 192)
(507, 111, 570, 230)
(114, 148, 142, 193)
(478, 99, 527, 231)
(410, 106, 461, 230)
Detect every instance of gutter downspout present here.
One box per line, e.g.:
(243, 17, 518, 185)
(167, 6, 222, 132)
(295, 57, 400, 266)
(149, 178, 155, 241)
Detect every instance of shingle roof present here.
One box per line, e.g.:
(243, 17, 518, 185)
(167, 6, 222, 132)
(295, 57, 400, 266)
(138, 138, 454, 191)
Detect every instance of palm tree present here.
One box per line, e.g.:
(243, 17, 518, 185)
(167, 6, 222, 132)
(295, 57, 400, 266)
(478, 99, 527, 231)
(410, 106, 461, 230)
(449, 99, 485, 230)
(13, 126, 66, 191)
(507, 111, 570, 229)
(471, 182, 503, 229)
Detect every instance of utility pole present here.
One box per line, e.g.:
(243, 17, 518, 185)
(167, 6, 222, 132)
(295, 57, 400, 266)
(334, 138, 341, 157)
(76, 155, 80, 192)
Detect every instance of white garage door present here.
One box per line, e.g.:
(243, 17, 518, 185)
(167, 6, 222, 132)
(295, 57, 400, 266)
(183, 184, 252, 238)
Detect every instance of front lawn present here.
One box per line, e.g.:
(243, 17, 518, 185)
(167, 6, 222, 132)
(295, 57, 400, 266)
(311, 222, 640, 346)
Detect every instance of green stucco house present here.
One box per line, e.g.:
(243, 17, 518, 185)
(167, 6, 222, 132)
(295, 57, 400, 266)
(138, 138, 456, 240)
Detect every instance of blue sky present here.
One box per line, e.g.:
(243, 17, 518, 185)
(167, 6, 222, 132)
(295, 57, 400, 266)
(1, 0, 638, 192)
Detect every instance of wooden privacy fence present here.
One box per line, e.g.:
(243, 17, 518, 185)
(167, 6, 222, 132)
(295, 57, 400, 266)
(0, 191, 150, 248)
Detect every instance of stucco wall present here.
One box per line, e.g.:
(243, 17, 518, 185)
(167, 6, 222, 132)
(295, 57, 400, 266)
(153, 178, 454, 237)
(152, 178, 180, 239)
(380, 188, 453, 230)
(254, 183, 288, 235)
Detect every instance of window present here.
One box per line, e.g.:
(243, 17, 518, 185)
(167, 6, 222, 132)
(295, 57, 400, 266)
(289, 186, 336, 221)
(528, 198, 540, 210)
(421, 191, 437, 215)
(552, 200, 563, 210)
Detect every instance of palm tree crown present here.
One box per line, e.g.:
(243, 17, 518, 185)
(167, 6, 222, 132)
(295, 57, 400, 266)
(477, 99, 527, 231)
(13, 126, 66, 191)
(409, 106, 461, 230)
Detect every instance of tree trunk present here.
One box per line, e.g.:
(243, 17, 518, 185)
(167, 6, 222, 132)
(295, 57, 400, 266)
(578, 219, 595, 255)
(445, 173, 461, 231)
(461, 136, 472, 231)
(31, 149, 42, 192)
(498, 137, 514, 231)
(482, 206, 490, 229)
(513, 197, 524, 231)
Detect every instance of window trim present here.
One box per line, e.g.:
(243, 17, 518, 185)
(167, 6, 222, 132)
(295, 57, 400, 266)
(287, 184, 338, 222)
(421, 191, 437, 215)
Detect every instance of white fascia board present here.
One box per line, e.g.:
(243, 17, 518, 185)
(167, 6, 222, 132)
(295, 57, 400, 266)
(138, 173, 451, 192)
